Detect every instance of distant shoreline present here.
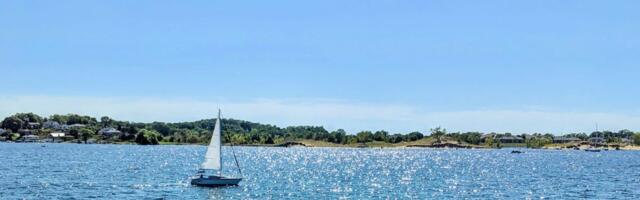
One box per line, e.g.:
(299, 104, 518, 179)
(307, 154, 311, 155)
(4, 140, 640, 151)
(2, 113, 639, 150)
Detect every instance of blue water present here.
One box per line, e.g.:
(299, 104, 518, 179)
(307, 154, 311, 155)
(1, 143, 639, 199)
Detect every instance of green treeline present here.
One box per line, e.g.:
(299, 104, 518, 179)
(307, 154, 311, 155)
(0, 113, 428, 145)
(2, 112, 640, 146)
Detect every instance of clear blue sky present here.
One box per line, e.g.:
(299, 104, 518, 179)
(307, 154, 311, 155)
(1, 0, 639, 134)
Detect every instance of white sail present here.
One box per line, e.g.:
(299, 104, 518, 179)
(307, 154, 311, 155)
(201, 111, 222, 170)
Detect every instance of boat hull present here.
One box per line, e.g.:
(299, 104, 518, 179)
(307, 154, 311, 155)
(191, 176, 242, 187)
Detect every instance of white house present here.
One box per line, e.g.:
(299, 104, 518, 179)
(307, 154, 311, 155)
(50, 132, 65, 137)
(48, 132, 66, 143)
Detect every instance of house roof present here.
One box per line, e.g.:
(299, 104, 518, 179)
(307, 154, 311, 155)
(589, 137, 606, 143)
(498, 136, 523, 140)
(99, 127, 121, 134)
(68, 124, 86, 128)
(480, 134, 495, 139)
(553, 137, 581, 141)
(43, 121, 61, 127)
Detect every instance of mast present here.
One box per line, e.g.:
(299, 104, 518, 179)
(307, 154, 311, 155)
(217, 109, 222, 175)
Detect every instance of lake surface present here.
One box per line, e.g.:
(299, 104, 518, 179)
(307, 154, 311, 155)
(1, 143, 639, 199)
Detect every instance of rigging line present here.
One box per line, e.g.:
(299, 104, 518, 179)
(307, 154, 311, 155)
(231, 143, 243, 176)
(221, 111, 243, 177)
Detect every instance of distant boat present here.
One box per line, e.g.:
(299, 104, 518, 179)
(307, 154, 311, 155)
(585, 147, 600, 152)
(585, 147, 601, 152)
(511, 150, 524, 154)
(191, 110, 243, 187)
(585, 124, 602, 152)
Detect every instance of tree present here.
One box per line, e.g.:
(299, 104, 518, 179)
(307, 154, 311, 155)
(9, 133, 20, 141)
(458, 132, 481, 145)
(230, 134, 247, 144)
(79, 128, 94, 144)
(329, 129, 347, 144)
(373, 131, 388, 142)
(346, 135, 359, 144)
(69, 129, 79, 139)
(66, 114, 97, 125)
(485, 136, 494, 147)
(265, 135, 274, 144)
(1, 116, 24, 133)
(634, 133, 640, 146)
(186, 134, 200, 143)
(526, 136, 551, 148)
(430, 127, 446, 143)
(405, 132, 424, 142)
(100, 116, 113, 128)
(151, 122, 171, 136)
(543, 133, 554, 140)
(50, 114, 69, 124)
(135, 132, 148, 144)
(388, 134, 404, 143)
(135, 129, 161, 145)
(13, 113, 43, 124)
(356, 131, 373, 143)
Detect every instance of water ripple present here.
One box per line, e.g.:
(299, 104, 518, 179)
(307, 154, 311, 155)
(1, 143, 640, 199)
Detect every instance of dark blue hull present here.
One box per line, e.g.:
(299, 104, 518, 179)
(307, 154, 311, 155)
(191, 176, 242, 187)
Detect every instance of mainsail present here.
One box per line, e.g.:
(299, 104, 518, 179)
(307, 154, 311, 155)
(201, 111, 222, 170)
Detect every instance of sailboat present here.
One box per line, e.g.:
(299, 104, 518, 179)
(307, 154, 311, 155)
(191, 110, 243, 187)
(585, 123, 601, 152)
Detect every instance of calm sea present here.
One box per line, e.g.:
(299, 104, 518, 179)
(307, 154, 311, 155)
(1, 143, 639, 199)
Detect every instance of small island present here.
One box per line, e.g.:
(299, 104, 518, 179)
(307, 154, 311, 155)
(1, 112, 639, 150)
